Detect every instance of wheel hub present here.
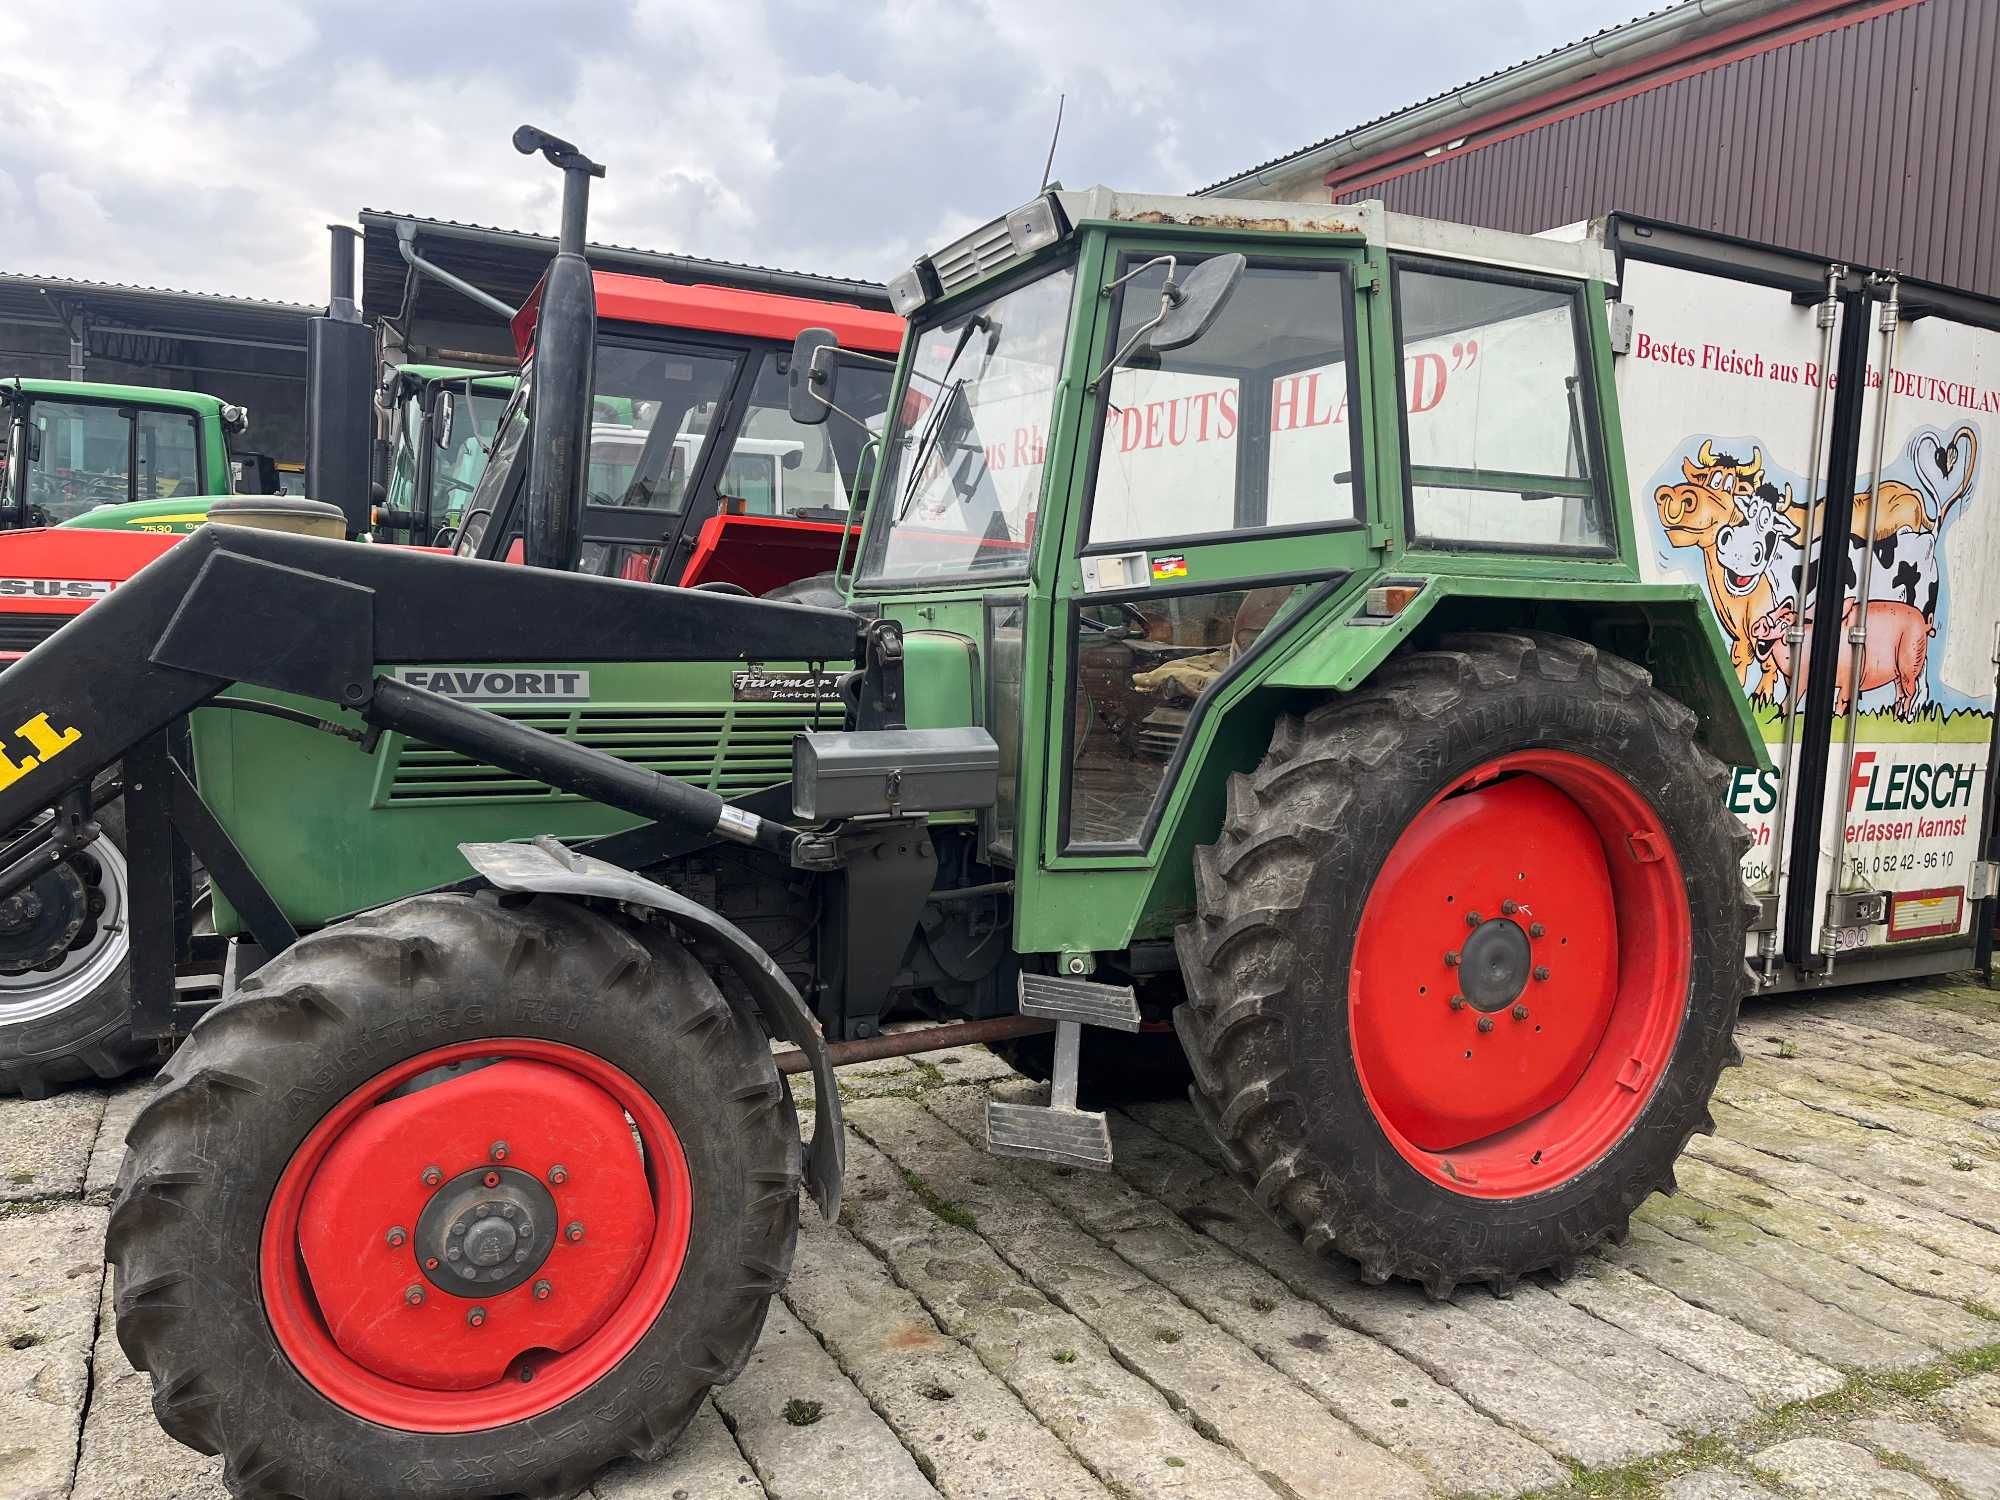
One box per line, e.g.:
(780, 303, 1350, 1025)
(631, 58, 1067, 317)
(293, 1056, 662, 1392)
(1459, 917, 1532, 1013)
(0, 861, 87, 977)
(416, 1167, 558, 1297)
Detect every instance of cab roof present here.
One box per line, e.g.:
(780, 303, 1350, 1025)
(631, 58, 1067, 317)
(511, 271, 905, 360)
(0, 378, 234, 416)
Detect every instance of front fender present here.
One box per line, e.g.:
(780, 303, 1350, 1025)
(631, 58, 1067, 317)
(457, 835, 844, 1221)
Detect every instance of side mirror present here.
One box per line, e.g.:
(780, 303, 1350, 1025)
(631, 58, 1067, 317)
(1151, 253, 1247, 352)
(788, 328, 838, 426)
(433, 391, 456, 449)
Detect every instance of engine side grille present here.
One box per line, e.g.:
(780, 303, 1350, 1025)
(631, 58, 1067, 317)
(386, 700, 844, 804)
(0, 614, 69, 656)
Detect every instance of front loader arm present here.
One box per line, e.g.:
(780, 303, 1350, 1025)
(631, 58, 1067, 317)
(0, 525, 864, 839)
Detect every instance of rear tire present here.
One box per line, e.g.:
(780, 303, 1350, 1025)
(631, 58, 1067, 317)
(108, 892, 799, 1499)
(0, 800, 157, 1097)
(1174, 632, 1751, 1297)
(762, 571, 848, 611)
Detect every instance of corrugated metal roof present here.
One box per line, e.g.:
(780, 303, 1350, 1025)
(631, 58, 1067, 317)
(1196, 1, 1754, 194)
(357, 209, 881, 294)
(0, 271, 315, 314)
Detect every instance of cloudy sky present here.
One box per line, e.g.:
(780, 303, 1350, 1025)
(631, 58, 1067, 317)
(0, 0, 1632, 307)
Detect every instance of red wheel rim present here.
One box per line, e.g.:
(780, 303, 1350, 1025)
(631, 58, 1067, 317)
(1348, 750, 1691, 1198)
(260, 1038, 692, 1431)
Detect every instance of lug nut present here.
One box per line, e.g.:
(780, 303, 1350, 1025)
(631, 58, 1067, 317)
(1533, 965, 1551, 982)
(1477, 1016, 1495, 1034)
(533, 1279, 553, 1301)
(1449, 996, 1467, 1011)
(404, 1284, 425, 1306)
(565, 1221, 585, 1244)
(1443, 950, 1460, 968)
(489, 1141, 509, 1162)
(421, 1164, 443, 1188)
(1466, 911, 1482, 927)
(457, 1264, 478, 1279)
(499, 1204, 517, 1220)
(1501, 899, 1518, 915)
(447, 1245, 462, 1261)
(467, 1306, 487, 1328)
(1512, 1004, 1529, 1020)
(1529, 922, 1545, 939)
(547, 1164, 569, 1186)
(385, 1225, 408, 1249)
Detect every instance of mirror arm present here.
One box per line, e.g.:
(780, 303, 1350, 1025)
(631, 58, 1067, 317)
(1102, 253, 1177, 296)
(1087, 312, 1166, 393)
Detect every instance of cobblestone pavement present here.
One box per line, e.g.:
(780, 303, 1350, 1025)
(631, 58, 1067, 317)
(10, 976, 2000, 1499)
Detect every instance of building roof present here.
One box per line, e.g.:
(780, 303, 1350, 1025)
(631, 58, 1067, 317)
(359, 209, 890, 357)
(1197, 0, 1806, 196)
(0, 271, 314, 353)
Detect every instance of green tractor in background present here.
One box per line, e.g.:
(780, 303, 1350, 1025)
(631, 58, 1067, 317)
(0, 135, 1759, 1499)
(372, 363, 517, 545)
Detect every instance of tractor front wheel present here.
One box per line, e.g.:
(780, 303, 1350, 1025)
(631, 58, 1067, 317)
(108, 892, 798, 1499)
(1175, 632, 1750, 1297)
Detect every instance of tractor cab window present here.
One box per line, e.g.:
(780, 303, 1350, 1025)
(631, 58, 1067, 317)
(1395, 264, 1609, 551)
(584, 344, 739, 514)
(428, 384, 508, 529)
(19, 400, 202, 520)
(717, 352, 894, 519)
(1087, 260, 1360, 545)
(859, 267, 1076, 585)
(451, 381, 529, 557)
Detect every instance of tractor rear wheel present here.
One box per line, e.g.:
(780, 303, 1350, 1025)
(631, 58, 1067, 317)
(0, 799, 155, 1097)
(1174, 632, 1750, 1297)
(108, 892, 798, 1500)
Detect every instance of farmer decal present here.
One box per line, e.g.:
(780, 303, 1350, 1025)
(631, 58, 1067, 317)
(1648, 424, 1982, 722)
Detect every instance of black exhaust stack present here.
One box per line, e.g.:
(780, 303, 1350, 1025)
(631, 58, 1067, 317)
(513, 125, 604, 572)
(303, 224, 373, 536)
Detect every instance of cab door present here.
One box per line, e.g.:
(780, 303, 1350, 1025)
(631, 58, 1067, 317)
(1041, 242, 1381, 865)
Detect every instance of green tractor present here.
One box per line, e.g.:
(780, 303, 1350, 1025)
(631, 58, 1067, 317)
(0, 146, 1761, 1499)
(0, 378, 248, 530)
(373, 363, 517, 546)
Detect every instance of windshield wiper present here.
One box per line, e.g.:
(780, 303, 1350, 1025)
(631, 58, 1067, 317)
(894, 316, 991, 521)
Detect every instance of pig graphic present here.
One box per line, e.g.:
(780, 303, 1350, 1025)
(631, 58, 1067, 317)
(1750, 598, 1935, 721)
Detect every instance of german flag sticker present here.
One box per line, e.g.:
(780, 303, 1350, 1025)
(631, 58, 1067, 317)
(1149, 553, 1188, 581)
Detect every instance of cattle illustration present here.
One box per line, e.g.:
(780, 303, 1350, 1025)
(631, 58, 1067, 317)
(1750, 598, 1934, 721)
(1656, 424, 1978, 710)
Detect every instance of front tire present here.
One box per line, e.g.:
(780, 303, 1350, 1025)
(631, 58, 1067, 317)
(108, 892, 799, 1499)
(1174, 632, 1750, 1297)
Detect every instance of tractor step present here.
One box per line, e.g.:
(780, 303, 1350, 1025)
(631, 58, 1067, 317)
(1017, 972, 1142, 1031)
(987, 1096, 1113, 1170)
(989, 969, 1136, 1171)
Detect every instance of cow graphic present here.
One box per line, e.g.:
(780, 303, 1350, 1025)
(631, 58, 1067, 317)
(1654, 425, 1979, 710)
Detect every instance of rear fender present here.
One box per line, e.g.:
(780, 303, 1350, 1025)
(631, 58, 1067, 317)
(458, 835, 844, 1221)
(1262, 576, 1767, 771)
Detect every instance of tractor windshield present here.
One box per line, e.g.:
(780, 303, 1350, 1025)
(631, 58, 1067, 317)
(858, 267, 1075, 584)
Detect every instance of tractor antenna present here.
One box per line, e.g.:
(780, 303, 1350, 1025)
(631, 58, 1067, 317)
(1039, 94, 1065, 194)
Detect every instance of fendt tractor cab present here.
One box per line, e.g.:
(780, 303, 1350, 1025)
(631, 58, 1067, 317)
(0, 378, 245, 530)
(0, 158, 1759, 1499)
(373, 363, 518, 545)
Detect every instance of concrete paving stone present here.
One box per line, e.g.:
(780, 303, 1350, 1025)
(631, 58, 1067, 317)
(1548, 1260, 1843, 1406)
(919, 1084, 1568, 1496)
(0, 1087, 108, 1203)
(1737, 1066, 2000, 1166)
(1099, 1105, 1682, 1467)
(711, 1300, 939, 1500)
(1638, 1195, 1995, 1353)
(1860, 997, 2000, 1065)
(1858, 1417, 2000, 1500)
(1929, 1372, 2000, 1445)
(1122, 1100, 1226, 1170)
(784, 1212, 1107, 1500)
(835, 1129, 1284, 1500)
(1662, 1473, 1783, 1500)
(69, 1276, 224, 1500)
(1739, 1014, 2000, 1106)
(846, 1095, 1430, 1500)
(1671, 1153, 2000, 1313)
(591, 1401, 766, 1499)
(918, 1044, 1022, 1086)
(1785, 1010, 2000, 1084)
(1687, 1130, 2000, 1279)
(1702, 1101, 2000, 1258)
(83, 1078, 154, 1200)
(1749, 1435, 1941, 1498)
(1610, 1222, 1934, 1371)
(0, 1203, 107, 1500)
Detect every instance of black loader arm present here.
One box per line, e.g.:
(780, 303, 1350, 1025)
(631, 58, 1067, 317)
(0, 525, 865, 836)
